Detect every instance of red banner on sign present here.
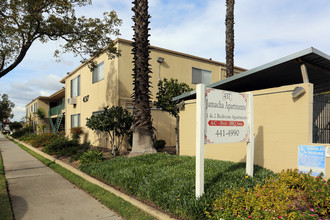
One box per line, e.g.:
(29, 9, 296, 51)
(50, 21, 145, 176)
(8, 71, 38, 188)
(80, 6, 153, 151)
(208, 120, 244, 127)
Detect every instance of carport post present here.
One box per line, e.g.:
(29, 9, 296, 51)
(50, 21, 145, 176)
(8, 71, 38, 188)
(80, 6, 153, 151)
(300, 64, 309, 83)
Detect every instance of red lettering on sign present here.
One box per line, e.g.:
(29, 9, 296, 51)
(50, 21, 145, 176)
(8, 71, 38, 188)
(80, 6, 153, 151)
(208, 120, 244, 127)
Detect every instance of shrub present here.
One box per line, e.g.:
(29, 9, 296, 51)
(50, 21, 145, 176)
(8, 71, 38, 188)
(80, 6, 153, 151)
(79, 149, 104, 165)
(43, 137, 80, 157)
(86, 106, 133, 155)
(206, 169, 330, 219)
(71, 127, 83, 141)
(19, 133, 38, 143)
(9, 121, 23, 131)
(11, 127, 30, 139)
(154, 139, 166, 149)
(29, 133, 61, 148)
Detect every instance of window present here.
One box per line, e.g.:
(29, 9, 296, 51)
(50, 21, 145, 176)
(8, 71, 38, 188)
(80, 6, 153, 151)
(34, 102, 37, 112)
(71, 114, 80, 128)
(33, 121, 37, 133)
(92, 110, 104, 116)
(192, 67, 212, 85)
(92, 61, 104, 84)
(71, 75, 80, 98)
(31, 105, 33, 112)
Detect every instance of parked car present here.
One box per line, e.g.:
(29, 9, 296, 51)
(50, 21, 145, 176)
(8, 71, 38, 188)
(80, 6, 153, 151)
(2, 125, 10, 134)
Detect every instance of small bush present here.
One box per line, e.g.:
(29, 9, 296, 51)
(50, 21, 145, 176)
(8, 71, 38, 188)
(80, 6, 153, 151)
(29, 133, 61, 148)
(11, 127, 30, 139)
(19, 133, 38, 143)
(79, 149, 104, 165)
(71, 127, 83, 141)
(43, 137, 80, 157)
(154, 139, 166, 149)
(9, 121, 23, 131)
(206, 169, 330, 219)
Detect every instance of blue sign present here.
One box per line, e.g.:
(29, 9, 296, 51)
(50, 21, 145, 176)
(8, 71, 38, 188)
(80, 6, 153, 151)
(298, 145, 326, 177)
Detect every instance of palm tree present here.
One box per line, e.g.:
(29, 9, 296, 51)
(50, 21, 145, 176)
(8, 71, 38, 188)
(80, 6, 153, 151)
(129, 0, 156, 156)
(225, 0, 235, 78)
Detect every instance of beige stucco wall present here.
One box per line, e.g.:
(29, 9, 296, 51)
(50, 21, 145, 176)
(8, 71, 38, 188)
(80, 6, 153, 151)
(117, 41, 226, 100)
(180, 83, 329, 179)
(116, 41, 243, 147)
(63, 39, 246, 148)
(26, 99, 50, 132)
(64, 52, 119, 145)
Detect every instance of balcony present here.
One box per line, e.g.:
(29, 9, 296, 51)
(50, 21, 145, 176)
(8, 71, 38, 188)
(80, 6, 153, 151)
(49, 99, 65, 116)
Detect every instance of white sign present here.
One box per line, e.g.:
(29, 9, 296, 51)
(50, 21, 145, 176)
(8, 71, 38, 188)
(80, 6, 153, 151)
(205, 88, 249, 144)
(298, 145, 326, 177)
(195, 84, 254, 199)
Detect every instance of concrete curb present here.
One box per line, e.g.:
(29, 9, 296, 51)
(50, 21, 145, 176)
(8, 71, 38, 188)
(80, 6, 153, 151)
(12, 138, 175, 220)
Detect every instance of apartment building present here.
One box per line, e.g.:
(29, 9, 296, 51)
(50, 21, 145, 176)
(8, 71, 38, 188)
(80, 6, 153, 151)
(25, 88, 65, 133)
(59, 38, 245, 148)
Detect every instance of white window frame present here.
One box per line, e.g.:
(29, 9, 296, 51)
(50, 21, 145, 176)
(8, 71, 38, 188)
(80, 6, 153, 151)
(92, 61, 104, 84)
(71, 114, 81, 128)
(34, 102, 37, 112)
(71, 75, 80, 98)
(192, 67, 212, 85)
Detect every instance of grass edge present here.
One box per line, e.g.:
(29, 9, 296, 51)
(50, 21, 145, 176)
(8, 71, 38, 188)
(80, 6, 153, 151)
(0, 140, 14, 220)
(8, 137, 156, 220)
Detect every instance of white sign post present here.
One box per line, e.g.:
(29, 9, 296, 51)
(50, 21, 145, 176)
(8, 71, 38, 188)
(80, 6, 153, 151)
(195, 85, 254, 199)
(196, 84, 206, 198)
(246, 93, 254, 176)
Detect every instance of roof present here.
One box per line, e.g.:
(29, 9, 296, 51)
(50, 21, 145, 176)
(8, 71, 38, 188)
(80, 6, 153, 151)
(25, 88, 65, 107)
(59, 38, 246, 83)
(174, 47, 330, 101)
(48, 88, 65, 101)
(25, 96, 48, 107)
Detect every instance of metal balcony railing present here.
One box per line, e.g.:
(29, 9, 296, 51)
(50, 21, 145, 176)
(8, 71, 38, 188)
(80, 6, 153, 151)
(49, 99, 65, 116)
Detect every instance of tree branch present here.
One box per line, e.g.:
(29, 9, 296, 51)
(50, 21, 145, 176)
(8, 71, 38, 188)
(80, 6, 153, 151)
(0, 54, 5, 71)
(0, 43, 32, 78)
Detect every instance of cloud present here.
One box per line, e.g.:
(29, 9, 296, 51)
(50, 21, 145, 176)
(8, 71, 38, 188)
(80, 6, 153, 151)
(11, 106, 26, 122)
(3, 0, 330, 121)
(28, 74, 63, 91)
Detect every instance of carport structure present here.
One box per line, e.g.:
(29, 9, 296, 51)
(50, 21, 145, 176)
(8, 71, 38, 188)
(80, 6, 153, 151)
(175, 47, 330, 143)
(174, 47, 330, 178)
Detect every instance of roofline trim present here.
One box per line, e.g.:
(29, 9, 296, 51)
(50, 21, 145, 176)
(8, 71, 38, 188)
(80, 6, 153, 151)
(25, 96, 49, 107)
(60, 38, 246, 83)
(48, 87, 65, 99)
(173, 47, 330, 101)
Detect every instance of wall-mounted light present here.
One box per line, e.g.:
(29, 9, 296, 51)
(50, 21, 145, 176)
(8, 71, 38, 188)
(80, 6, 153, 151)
(157, 57, 165, 81)
(292, 86, 306, 98)
(157, 57, 164, 63)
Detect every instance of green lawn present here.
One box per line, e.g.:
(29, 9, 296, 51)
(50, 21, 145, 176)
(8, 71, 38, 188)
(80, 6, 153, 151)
(0, 150, 13, 220)
(79, 153, 275, 219)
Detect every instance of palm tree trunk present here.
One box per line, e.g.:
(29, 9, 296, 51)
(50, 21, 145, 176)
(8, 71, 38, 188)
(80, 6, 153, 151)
(129, 0, 156, 157)
(225, 0, 235, 78)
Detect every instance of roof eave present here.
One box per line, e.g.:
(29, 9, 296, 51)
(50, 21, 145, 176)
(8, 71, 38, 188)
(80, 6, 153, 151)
(173, 47, 330, 101)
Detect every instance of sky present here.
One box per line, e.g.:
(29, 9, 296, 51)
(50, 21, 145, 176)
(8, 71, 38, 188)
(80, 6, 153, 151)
(1, 0, 330, 122)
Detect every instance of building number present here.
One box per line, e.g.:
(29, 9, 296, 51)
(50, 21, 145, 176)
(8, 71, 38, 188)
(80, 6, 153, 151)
(83, 95, 89, 102)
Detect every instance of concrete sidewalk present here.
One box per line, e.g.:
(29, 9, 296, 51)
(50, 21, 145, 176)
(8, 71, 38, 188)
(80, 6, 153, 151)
(0, 134, 122, 220)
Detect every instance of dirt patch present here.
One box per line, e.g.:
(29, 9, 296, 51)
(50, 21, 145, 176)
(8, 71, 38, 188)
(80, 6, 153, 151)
(157, 146, 176, 155)
(58, 157, 80, 170)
